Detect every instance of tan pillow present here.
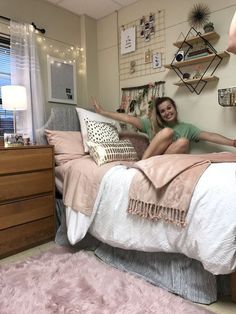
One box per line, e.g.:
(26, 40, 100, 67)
(45, 130, 85, 165)
(87, 140, 138, 166)
(119, 131, 149, 160)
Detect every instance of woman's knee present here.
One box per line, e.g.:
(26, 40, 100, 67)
(175, 138, 190, 152)
(158, 127, 174, 140)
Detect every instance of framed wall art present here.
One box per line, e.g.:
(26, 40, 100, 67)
(121, 26, 136, 55)
(47, 56, 77, 104)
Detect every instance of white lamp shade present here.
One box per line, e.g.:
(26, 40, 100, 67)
(1, 85, 27, 111)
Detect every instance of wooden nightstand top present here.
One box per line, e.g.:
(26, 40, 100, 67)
(0, 144, 53, 151)
(0, 145, 54, 175)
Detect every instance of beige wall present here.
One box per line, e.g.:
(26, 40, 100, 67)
(97, 0, 236, 153)
(0, 0, 98, 116)
(0, 0, 80, 45)
(1, 0, 236, 153)
(97, 12, 120, 111)
(80, 15, 98, 108)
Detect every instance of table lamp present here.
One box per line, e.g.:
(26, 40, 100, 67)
(1, 85, 27, 146)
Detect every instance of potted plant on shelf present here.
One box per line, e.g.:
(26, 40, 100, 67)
(203, 22, 214, 33)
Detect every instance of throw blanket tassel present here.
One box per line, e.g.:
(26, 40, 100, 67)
(128, 199, 186, 226)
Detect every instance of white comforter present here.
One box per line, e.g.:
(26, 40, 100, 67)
(66, 163, 236, 275)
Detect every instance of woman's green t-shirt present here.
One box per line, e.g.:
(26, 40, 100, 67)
(140, 117, 201, 142)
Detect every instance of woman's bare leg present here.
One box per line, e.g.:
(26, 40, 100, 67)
(142, 128, 174, 159)
(165, 138, 190, 154)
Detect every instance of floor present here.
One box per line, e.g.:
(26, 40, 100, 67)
(1, 242, 236, 314)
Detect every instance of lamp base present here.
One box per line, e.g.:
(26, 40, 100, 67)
(4, 133, 24, 147)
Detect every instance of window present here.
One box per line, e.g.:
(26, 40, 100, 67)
(0, 34, 13, 136)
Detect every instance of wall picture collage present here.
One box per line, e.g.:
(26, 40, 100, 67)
(119, 9, 166, 80)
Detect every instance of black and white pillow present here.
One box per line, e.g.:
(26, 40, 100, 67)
(76, 107, 121, 153)
(85, 119, 119, 143)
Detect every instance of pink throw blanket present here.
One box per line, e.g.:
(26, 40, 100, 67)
(128, 152, 236, 226)
(63, 156, 134, 215)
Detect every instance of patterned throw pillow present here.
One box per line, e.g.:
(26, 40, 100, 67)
(76, 107, 121, 152)
(87, 140, 138, 166)
(85, 119, 119, 143)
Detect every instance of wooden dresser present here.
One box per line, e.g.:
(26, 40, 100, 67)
(0, 144, 55, 258)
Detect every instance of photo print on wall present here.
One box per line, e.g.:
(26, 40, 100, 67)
(140, 12, 156, 41)
(121, 26, 136, 55)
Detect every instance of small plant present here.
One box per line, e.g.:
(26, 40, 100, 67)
(203, 22, 214, 33)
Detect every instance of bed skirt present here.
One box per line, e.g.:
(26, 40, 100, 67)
(55, 198, 230, 305)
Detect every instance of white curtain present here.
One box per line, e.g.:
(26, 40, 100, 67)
(10, 21, 45, 142)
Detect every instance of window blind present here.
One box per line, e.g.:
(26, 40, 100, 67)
(0, 34, 13, 136)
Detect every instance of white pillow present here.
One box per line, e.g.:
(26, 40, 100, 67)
(85, 119, 119, 143)
(76, 108, 121, 152)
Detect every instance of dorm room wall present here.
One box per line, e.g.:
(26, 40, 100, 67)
(97, 0, 236, 153)
(0, 0, 98, 118)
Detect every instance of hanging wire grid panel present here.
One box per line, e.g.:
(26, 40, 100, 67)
(119, 9, 166, 81)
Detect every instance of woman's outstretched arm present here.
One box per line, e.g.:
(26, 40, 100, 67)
(198, 131, 236, 147)
(91, 97, 142, 130)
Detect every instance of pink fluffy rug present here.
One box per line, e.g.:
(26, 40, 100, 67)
(0, 246, 213, 314)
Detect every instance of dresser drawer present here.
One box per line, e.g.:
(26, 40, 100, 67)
(0, 216, 55, 258)
(0, 170, 53, 202)
(0, 194, 54, 230)
(0, 147, 53, 175)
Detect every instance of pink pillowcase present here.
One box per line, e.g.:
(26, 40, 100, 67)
(45, 130, 85, 165)
(226, 11, 236, 54)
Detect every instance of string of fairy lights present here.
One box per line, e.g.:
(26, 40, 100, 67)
(2, 22, 86, 75)
(35, 31, 86, 75)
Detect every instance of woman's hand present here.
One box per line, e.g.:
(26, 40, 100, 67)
(91, 96, 102, 114)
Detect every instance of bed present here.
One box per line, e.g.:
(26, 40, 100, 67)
(36, 105, 236, 305)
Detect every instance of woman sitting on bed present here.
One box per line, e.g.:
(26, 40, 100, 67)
(91, 96, 236, 159)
